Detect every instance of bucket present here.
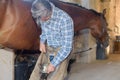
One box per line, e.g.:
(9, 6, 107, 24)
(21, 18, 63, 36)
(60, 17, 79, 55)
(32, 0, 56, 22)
(96, 43, 107, 60)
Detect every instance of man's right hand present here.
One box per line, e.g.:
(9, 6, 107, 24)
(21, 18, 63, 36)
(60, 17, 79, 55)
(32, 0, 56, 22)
(40, 42, 46, 53)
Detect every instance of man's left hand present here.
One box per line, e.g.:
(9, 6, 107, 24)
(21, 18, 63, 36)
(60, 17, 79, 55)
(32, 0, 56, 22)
(47, 63, 55, 73)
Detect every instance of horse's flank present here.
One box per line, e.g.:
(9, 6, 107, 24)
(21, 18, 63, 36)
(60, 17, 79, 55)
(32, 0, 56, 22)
(0, 0, 40, 50)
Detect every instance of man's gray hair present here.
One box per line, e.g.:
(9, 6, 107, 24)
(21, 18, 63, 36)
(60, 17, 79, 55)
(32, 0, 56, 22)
(31, 0, 52, 18)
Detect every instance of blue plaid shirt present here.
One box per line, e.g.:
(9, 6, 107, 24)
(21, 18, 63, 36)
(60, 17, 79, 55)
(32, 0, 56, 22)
(37, 3, 74, 67)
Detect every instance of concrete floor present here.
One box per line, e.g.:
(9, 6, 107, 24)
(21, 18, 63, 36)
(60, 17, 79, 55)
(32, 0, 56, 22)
(68, 53, 120, 80)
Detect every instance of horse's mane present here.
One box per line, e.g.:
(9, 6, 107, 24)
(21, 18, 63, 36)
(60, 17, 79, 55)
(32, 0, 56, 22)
(89, 9, 101, 16)
(55, 0, 101, 16)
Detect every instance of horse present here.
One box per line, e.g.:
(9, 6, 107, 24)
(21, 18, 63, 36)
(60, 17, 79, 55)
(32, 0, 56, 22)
(0, 0, 109, 51)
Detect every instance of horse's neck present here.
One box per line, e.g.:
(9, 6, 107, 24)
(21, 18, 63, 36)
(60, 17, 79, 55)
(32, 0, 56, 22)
(50, 0, 97, 20)
(50, 0, 100, 33)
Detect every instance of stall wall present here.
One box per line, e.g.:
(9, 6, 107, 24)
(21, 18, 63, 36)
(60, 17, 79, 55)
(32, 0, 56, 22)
(115, 0, 120, 35)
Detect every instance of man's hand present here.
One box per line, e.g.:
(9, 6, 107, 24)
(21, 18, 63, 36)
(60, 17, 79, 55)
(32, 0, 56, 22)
(40, 42, 46, 53)
(47, 63, 55, 73)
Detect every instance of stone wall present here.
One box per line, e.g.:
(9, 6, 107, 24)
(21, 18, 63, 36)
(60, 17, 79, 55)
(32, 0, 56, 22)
(115, 0, 120, 35)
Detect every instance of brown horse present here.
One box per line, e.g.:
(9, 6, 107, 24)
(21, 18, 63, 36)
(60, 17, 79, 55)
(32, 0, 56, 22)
(0, 0, 109, 51)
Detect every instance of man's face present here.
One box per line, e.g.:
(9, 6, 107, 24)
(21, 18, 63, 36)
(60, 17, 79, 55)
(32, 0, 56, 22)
(39, 11, 52, 22)
(34, 3, 51, 22)
(40, 16, 50, 22)
(31, 1, 52, 22)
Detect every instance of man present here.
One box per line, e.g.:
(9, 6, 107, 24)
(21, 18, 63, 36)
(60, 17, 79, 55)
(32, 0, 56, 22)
(31, 0, 74, 78)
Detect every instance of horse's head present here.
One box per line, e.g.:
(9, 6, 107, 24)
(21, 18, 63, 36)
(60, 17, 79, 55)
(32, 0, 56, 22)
(90, 10, 109, 48)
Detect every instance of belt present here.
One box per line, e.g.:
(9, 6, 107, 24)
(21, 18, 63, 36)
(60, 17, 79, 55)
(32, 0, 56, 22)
(48, 45, 61, 49)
